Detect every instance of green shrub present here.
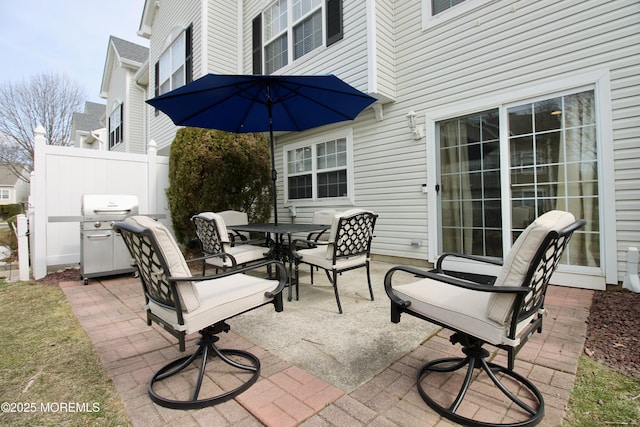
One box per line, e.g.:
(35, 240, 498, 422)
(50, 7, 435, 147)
(0, 203, 23, 219)
(166, 127, 273, 244)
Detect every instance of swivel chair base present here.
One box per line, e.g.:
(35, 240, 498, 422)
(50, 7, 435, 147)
(417, 334, 544, 427)
(149, 323, 260, 410)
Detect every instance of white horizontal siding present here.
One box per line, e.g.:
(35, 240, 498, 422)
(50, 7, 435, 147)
(127, 69, 146, 154)
(207, 0, 238, 73)
(148, 0, 201, 154)
(391, 0, 640, 282)
(290, 0, 639, 281)
(142, 0, 639, 284)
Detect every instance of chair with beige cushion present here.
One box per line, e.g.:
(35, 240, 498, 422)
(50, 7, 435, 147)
(114, 215, 286, 409)
(385, 210, 584, 427)
(305, 209, 342, 283)
(192, 212, 267, 273)
(217, 209, 251, 242)
(293, 209, 378, 313)
(307, 209, 341, 242)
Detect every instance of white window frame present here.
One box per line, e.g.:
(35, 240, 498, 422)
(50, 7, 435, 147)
(425, 69, 616, 289)
(263, 0, 325, 74)
(0, 189, 9, 200)
(158, 30, 187, 95)
(422, 0, 491, 31)
(283, 129, 355, 207)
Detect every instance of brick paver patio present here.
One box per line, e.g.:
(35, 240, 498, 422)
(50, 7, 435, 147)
(59, 266, 592, 426)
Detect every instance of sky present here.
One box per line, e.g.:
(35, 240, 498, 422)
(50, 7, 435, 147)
(0, 0, 148, 104)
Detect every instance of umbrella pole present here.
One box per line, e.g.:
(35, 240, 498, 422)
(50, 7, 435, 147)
(270, 126, 278, 225)
(267, 87, 278, 225)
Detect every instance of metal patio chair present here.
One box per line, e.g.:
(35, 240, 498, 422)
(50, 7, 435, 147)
(293, 209, 378, 314)
(192, 211, 268, 273)
(217, 209, 251, 242)
(114, 215, 286, 409)
(305, 209, 342, 284)
(384, 210, 585, 427)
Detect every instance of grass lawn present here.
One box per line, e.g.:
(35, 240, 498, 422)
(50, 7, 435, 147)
(0, 278, 130, 426)
(563, 357, 640, 427)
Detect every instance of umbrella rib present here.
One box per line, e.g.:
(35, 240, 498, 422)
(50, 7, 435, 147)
(153, 79, 270, 129)
(271, 81, 373, 128)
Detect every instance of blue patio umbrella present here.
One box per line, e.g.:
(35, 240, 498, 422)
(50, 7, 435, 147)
(146, 74, 377, 224)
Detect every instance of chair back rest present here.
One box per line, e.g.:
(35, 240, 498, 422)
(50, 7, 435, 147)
(487, 210, 583, 325)
(326, 209, 377, 259)
(218, 210, 250, 240)
(115, 216, 200, 313)
(310, 209, 342, 241)
(192, 212, 230, 255)
(312, 209, 342, 224)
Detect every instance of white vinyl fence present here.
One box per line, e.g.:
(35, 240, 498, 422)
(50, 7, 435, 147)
(28, 125, 171, 279)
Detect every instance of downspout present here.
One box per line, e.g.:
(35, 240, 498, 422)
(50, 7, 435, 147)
(366, 0, 378, 96)
(237, 0, 243, 73)
(201, 0, 209, 75)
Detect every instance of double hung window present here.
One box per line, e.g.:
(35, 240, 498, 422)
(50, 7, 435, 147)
(286, 133, 351, 202)
(254, 0, 343, 74)
(431, 0, 466, 15)
(108, 104, 123, 149)
(154, 25, 192, 98)
(0, 189, 9, 200)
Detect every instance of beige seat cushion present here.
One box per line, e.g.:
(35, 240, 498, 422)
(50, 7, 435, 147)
(205, 244, 267, 267)
(125, 216, 200, 312)
(296, 246, 367, 270)
(392, 278, 532, 346)
(486, 210, 576, 324)
(147, 273, 280, 335)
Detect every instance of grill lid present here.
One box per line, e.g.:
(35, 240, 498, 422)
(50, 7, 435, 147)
(81, 194, 139, 219)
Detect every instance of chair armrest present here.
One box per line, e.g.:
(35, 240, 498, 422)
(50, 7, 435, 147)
(435, 252, 503, 272)
(228, 230, 247, 243)
(230, 238, 267, 247)
(292, 238, 330, 247)
(291, 238, 329, 259)
(228, 235, 266, 247)
(307, 229, 329, 242)
(384, 265, 530, 307)
(186, 252, 238, 270)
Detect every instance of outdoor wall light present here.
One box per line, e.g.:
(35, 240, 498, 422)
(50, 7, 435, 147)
(406, 111, 424, 140)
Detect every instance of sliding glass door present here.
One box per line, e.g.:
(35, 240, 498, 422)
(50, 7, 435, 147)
(437, 90, 600, 269)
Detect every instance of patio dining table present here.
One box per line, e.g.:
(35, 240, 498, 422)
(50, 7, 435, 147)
(227, 222, 330, 301)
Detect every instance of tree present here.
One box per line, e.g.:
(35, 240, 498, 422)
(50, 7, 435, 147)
(0, 73, 86, 181)
(166, 127, 273, 244)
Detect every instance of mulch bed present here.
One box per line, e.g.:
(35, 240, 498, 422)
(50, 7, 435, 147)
(584, 288, 640, 379)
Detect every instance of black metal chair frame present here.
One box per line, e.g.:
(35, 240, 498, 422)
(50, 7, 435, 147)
(114, 220, 286, 410)
(385, 219, 585, 427)
(293, 210, 378, 314)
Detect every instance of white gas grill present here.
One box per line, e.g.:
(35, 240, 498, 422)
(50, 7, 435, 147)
(80, 194, 139, 285)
